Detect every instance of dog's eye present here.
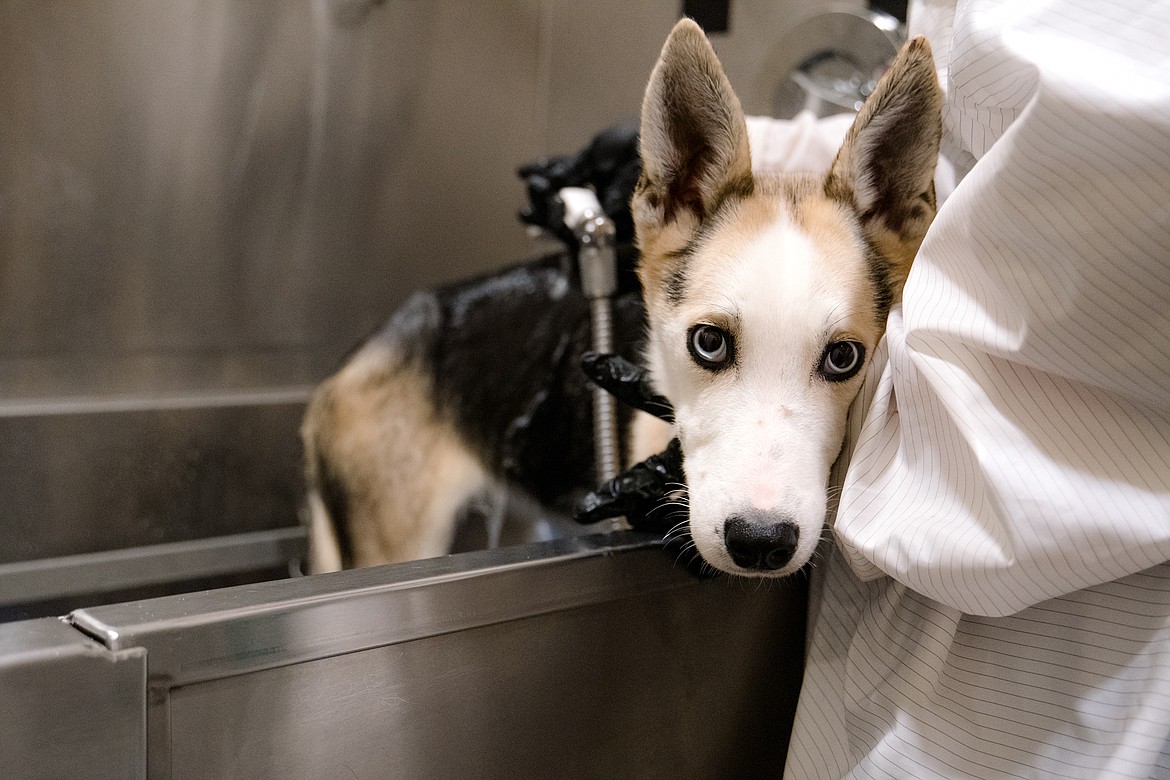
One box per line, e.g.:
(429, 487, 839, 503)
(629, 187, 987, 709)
(820, 341, 864, 381)
(688, 324, 733, 370)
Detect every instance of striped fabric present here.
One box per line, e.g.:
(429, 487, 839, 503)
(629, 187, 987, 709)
(785, 0, 1170, 777)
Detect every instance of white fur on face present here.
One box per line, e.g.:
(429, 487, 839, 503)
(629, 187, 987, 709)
(633, 24, 940, 578)
(644, 203, 875, 577)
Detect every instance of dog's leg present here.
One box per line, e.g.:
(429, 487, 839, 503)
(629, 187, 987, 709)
(305, 490, 344, 573)
(384, 426, 488, 562)
(302, 341, 488, 570)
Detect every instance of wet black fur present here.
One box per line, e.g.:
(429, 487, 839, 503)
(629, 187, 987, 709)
(359, 249, 647, 518)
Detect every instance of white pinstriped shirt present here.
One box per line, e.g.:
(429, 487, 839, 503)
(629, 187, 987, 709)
(779, 0, 1170, 777)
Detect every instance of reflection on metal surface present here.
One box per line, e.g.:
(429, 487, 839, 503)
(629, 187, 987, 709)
(0, 527, 306, 606)
(68, 535, 806, 779)
(0, 386, 313, 418)
(73, 532, 673, 667)
(753, 5, 904, 118)
(0, 0, 548, 402)
(0, 618, 146, 780)
(0, 403, 306, 565)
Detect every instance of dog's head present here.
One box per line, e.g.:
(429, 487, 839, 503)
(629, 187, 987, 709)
(633, 20, 941, 577)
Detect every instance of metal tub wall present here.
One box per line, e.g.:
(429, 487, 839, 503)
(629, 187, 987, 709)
(0, 0, 854, 613)
(0, 617, 146, 780)
(1, 536, 807, 779)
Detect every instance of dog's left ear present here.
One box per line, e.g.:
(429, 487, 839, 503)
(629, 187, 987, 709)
(827, 36, 942, 288)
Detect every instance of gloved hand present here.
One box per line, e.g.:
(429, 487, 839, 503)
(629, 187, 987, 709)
(574, 353, 713, 576)
(517, 124, 640, 248)
(579, 352, 674, 424)
(575, 437, 684, 532)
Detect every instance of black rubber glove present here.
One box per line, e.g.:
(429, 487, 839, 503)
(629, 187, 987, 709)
(575, 353, 712, 576)
(575, 353, 711, 561)
(575, 437, 684, 532)
(579, 352, 674, 424)
(575, 351, 680, 531)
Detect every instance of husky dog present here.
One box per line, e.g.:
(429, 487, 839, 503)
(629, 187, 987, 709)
(632, 20, 941, 576)
(302, 20, 941, 576)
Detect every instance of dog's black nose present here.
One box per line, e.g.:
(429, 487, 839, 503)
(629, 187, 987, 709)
(723, 513, 799, 571)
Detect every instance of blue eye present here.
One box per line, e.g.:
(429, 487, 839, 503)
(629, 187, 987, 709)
(820, 341, 864, 380)
(688, 324, 733, 370)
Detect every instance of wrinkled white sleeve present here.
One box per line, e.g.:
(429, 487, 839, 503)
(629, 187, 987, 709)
(834, 0, 1170, 616)
(745, 111, 855, 174)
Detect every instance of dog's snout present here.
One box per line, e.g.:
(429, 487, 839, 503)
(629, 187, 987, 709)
(723, 513, 799, 571)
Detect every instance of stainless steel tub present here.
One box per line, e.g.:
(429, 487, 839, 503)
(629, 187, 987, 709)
(1, 534, 807, 779)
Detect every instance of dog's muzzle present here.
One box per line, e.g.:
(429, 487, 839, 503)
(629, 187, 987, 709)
(723, 512, 799, 571)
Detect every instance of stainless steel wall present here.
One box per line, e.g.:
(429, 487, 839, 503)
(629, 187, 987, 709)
(0, 0, 857, 606)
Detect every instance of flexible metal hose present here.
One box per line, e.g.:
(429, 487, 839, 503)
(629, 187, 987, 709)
(560, 187, 627, 531)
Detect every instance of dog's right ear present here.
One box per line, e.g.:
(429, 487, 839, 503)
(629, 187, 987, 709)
(633, 20, 753, 257)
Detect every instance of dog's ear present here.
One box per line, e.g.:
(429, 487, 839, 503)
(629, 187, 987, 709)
(633, 20, 753, 250)
(827, 36, 942, 289)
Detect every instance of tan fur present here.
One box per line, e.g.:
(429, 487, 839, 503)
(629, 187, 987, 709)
(306, 492, 343, 573)
(792, 193, 870, 273)
(302, 338, 669, 572)
(629, 411, 675, 469)
(302, 342, 489, 572)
